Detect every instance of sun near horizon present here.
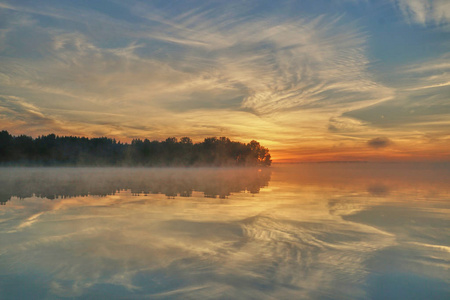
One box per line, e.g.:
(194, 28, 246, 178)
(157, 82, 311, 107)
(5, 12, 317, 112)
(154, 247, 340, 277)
(1, 1, 449, 163)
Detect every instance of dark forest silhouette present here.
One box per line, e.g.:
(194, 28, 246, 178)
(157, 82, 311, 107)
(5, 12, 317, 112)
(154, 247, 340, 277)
(0, 130, 271, 166)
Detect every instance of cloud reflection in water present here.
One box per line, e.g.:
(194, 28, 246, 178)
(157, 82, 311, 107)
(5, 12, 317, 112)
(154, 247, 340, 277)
(0, 164, 449, 299)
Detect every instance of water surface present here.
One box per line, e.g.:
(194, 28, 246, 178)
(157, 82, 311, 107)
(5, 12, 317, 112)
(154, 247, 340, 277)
(0, 164, 449, 299)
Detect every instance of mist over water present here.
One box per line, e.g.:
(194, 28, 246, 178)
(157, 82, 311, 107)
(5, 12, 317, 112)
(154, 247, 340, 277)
(0, 167, 271, 203)
(0, 164, 449, 299)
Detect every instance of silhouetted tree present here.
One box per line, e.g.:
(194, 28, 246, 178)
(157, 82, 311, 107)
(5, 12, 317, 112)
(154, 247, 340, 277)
(0, 130, 272, 166)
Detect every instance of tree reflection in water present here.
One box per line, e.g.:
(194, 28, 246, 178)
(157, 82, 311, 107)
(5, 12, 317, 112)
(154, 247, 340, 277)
(0, 167, 271, 204)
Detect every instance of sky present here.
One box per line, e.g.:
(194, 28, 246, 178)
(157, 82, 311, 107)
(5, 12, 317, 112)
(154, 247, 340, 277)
(0, 0, 449, 162)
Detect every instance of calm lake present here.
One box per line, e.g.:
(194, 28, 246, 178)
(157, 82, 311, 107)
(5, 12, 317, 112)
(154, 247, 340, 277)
(0, 163, 449, 299)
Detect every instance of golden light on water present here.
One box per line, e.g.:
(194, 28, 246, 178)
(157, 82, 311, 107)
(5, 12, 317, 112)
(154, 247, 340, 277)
(1, 165, 449, 298)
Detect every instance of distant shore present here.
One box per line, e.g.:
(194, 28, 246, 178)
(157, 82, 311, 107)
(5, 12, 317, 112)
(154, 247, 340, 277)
(0, 131, 271, 167)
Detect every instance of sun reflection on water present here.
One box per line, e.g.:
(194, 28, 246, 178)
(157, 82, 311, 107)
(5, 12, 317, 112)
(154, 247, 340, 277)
(0, 164, 449, 299)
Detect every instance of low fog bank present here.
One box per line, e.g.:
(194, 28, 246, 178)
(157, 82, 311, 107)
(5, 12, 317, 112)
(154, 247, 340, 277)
(273, 162, 450, 192)
(0, 164, 448, 299)
(0, 167, 271, 204)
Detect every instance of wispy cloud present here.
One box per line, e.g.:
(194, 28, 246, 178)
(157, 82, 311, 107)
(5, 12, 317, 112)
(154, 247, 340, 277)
(0, 2, 392, 142)
(0, 94, 59, 128)
(0, 0, 447, 161)
(394, 0, 450, 26)
(342, 52, 450, 142)
(400, 54, 450, 91)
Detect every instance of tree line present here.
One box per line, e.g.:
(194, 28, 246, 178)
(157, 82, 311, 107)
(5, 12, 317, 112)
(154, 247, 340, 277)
(0, 130, 271, 166)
